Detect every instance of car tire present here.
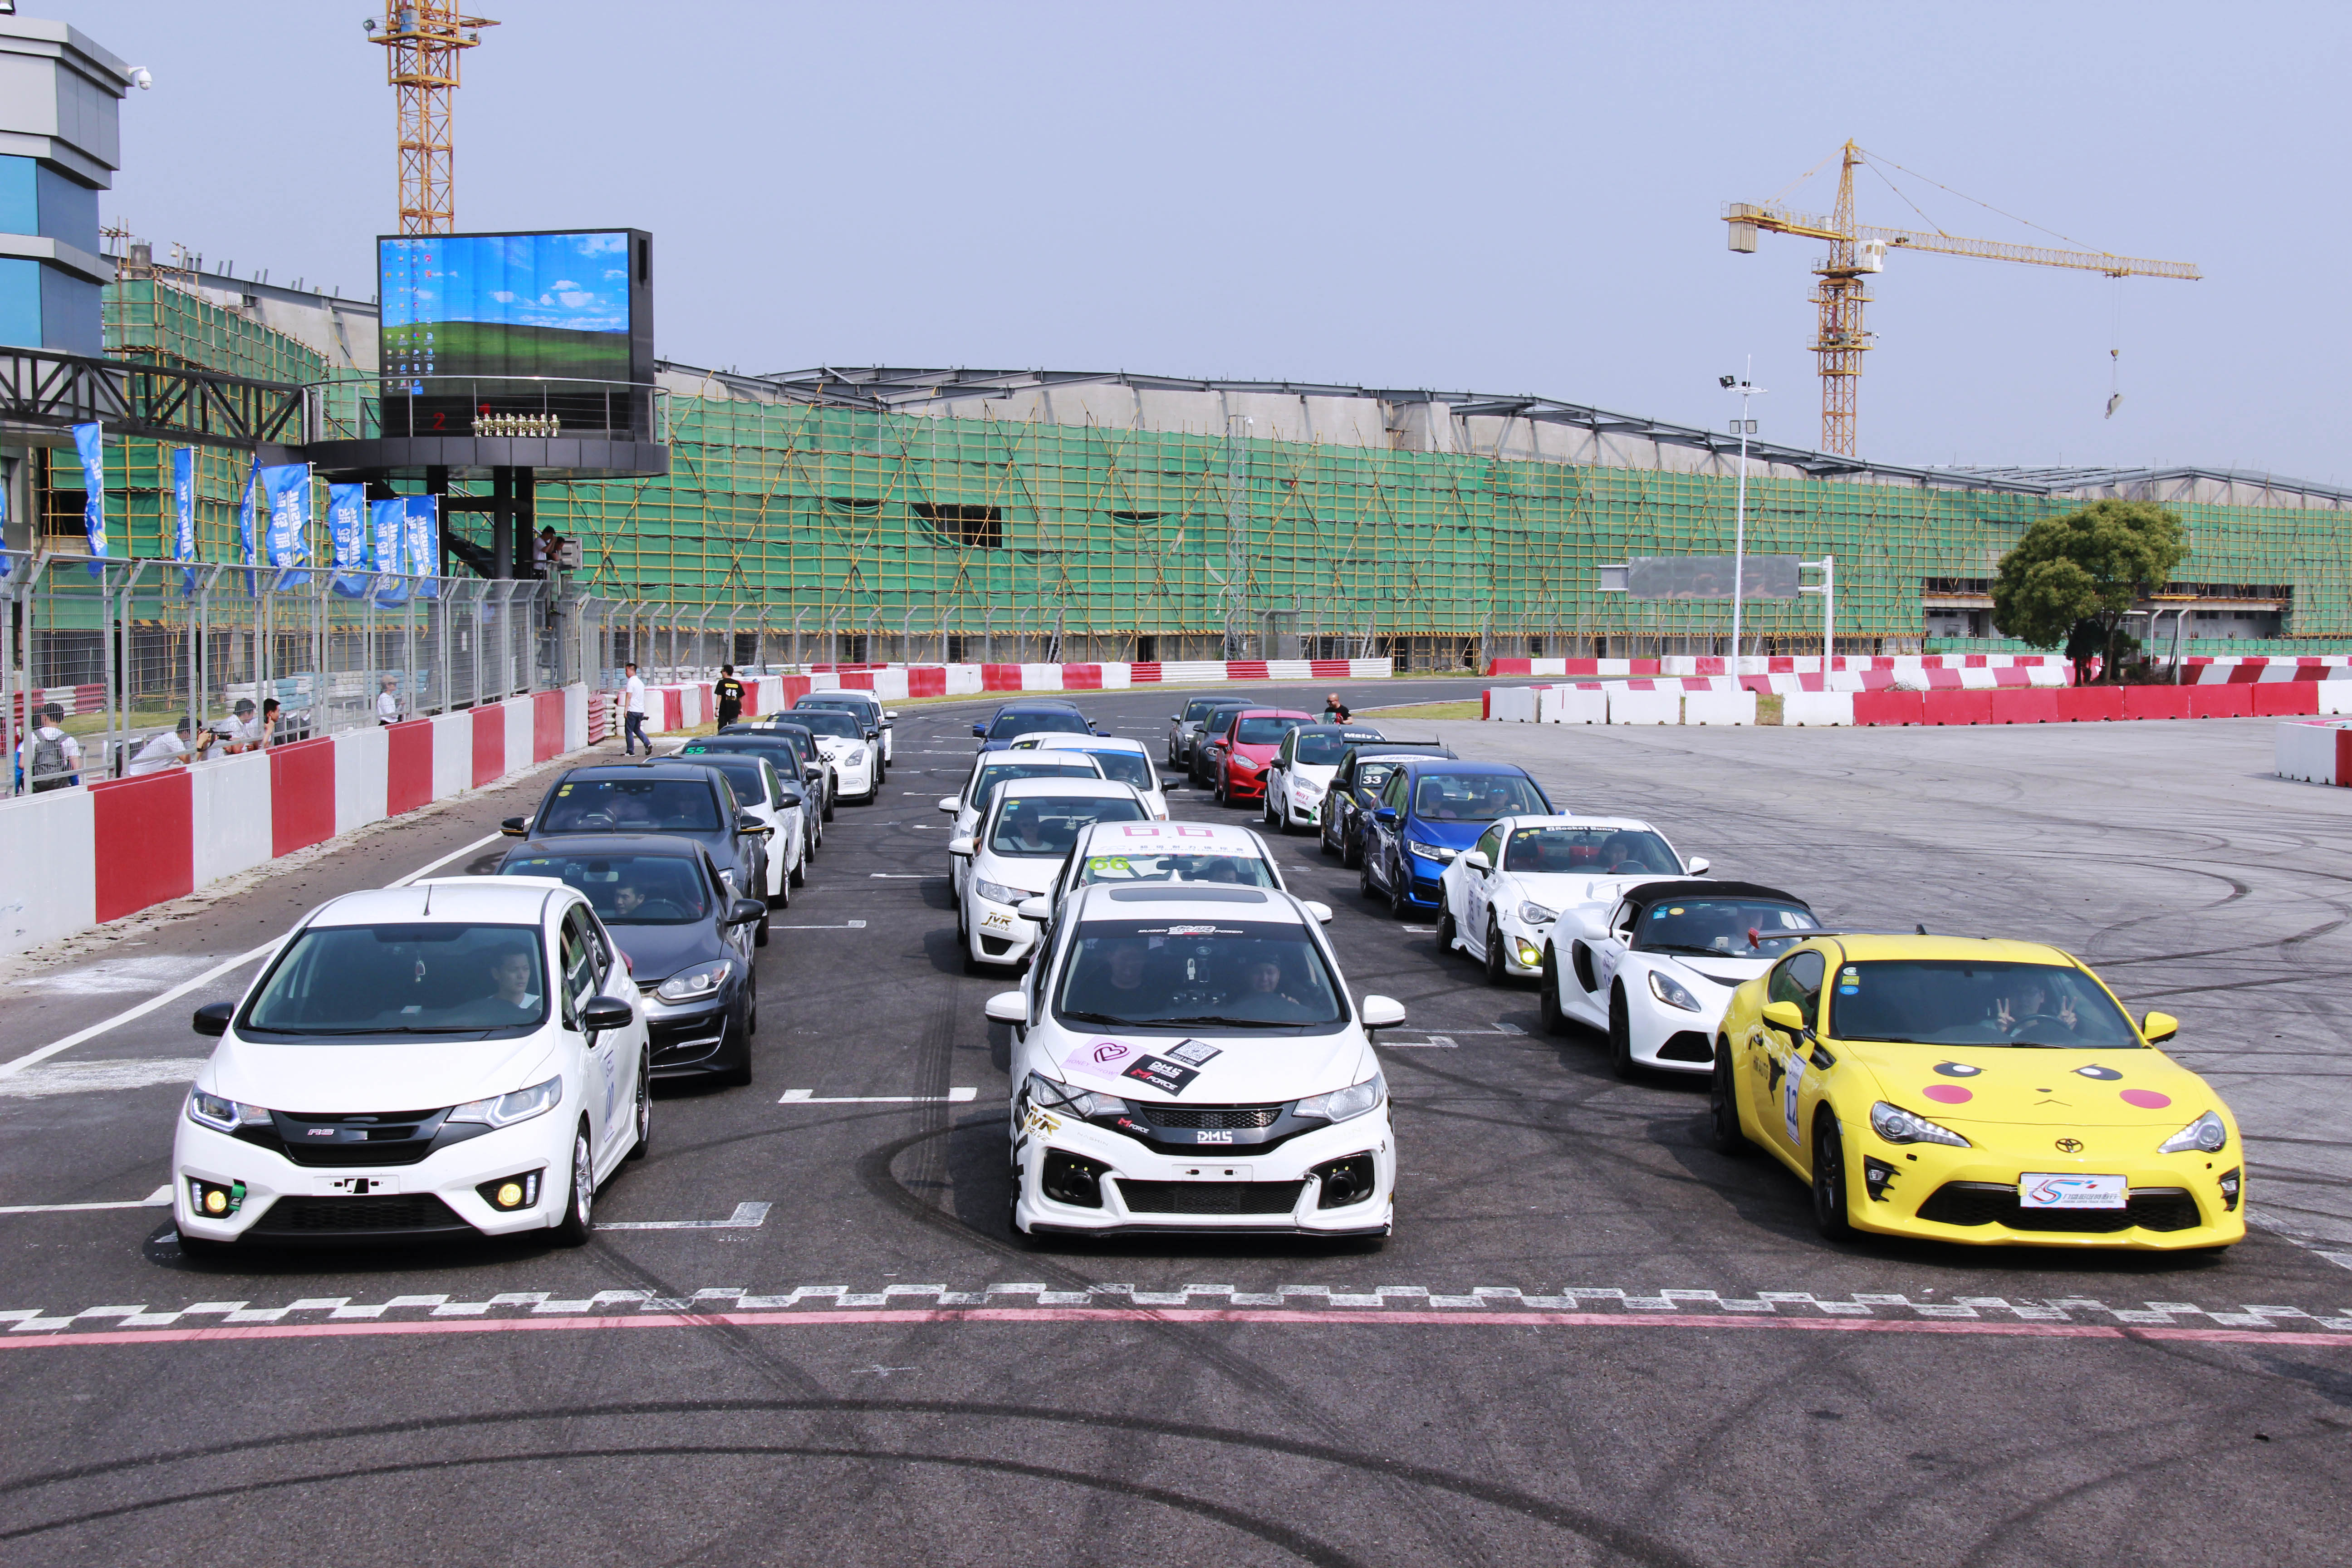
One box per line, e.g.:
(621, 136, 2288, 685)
(1340, 821, 1362, 869)
(1388, 864, 1413, 920)
(626, 1054, 652, 1159)
(1812, 1112, 1856, 1240)
(549, 1122, 595, 1246)
(1708, 1039, 1749, 1156)
(789, 853, 806, 888)
(769, 869, 791, 910)
(823, 788, 835, 823)
(1484, 915, 1508, 985)
(1435, 906, 1456, 950)
(1319, 822, 1338, 858)
(1608, 987, 1638, 1079)
(1007, 1161, 1030, 1239)
(1358, 855, 1379, 904)
(755, 911, 769, 948)
(1539, 946, 1568, 1036)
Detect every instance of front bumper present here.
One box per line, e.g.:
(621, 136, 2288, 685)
(1224, 769, 1267, 802)
(1285, 793, 1322, 825)
(172, 1115, 569, 1245)
(966, 887, 1045, 966)
(1392, 856, 1446, 907)
(641, 990, 738, 1076)
(1843, 1136, 2245, 1250)
(1014, 1112, 1394, 1236)
(1623, 985, 1727, 1073)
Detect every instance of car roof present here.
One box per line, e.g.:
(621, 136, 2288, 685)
(1399, 757, 1532, 777)
(993, 699, 1081, 713)
(562, 761, 723, 783)
(1345, 742, 1453, 760)
(1828, 933, 2075, 966)
(1067, 881, 1305, 926)
(1230, 707, 1313, 720)
(1074, 819, 1269, 855)
(1493, 814, 1657, 833)
(1620, 879, 1807, 910)
(1291, 723, 1387, 739)
(1028, 734, 1148, 755)
(987, 778, 1137, 801)
(506, 833, 706, 859)
(976, 752, 1099, 771)
(800, 691, 877, 705)
(308, 877, 570, 929)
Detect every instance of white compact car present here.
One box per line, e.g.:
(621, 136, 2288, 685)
(939, 751, 1106, 893)
(1259, 723, 1389, 835)
(784, 706, 879, 804)
(168, 876, 710, 1251)
(1028, 819, 1302, 936)
(952, 777, 1150, 971)
(1541, 877, 1820, 1078)
(1013, 733, 1169, 819)
(987, 882, 1405, 1240)
(1438, 816, 1705, 982)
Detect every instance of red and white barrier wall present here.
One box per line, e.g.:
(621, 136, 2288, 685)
(1486, 654, 2068, 678)
(2185, 656, 2352, 683)
(2277, 719, 2352, 784)
(0, 685, 591, 956)
(1490, 677, 2352, 727)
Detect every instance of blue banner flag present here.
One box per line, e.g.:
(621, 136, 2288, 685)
(171, 446, 197, 595)
(370, 497, 408, 605)
(237, 459, 260, 592)
(72, 421, 105, 578)
(328, 483, 368, 597)
(406, 494, 439, 599)
(260, 464, 311, 585)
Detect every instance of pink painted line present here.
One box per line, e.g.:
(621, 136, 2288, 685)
(3, 1306, 2350, 1352)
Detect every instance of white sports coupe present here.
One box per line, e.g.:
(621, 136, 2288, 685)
(1436, 816, 1705, 981)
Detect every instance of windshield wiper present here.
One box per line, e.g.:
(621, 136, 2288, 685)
(1151, 1014, 1311, 1029)
(1644, 943, 1729, 956)
(1057, 1009, 1141, 1026)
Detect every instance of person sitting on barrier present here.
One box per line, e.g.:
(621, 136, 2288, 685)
(127, 715, 218, 777)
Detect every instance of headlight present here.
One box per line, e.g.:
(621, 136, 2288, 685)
(1295, 1073, 1385, 1124)
(1869, 1100, 1971, 1148)
(1024, 1071, 1129, 1119)
(1647, 969, 1703, 1012)
(1406, 840, 1453, 862)
(1293, 779, 1323, 798)
(1231, 755, 1261, 773)
(1517, 901, 1556, 925)
(2158, 1109, 2228, 1155)
(656, 959, 733, 1002)
(974, 877, 1024, 906)
(846, 746, 867, 765)
(447, 1076, 563, 1129)
(187, 1087, 271, 1133)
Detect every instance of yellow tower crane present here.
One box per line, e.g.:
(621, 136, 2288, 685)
(1725, 141, 2199, 458)
(365, 2, 499, 236)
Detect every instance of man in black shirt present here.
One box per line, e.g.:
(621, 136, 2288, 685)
(713, 664, 746, 729)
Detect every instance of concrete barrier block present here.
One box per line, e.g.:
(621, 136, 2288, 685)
(1608, 688, 1681, 725)
(1783, 692, 1853, 726)
(1538, 687, 1608, 724)
(1486, 686, 1540, 722)
(2276, 720, 2349, 784)
(191, 750, 273, 885)
(331, 724, 390, 834)
(0, 787, 97, 951)
(1682, 690, 1756, 726)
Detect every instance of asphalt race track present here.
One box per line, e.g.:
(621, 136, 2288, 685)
(3, 679, 2348, 1566)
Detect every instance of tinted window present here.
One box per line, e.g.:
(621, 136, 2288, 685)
(540, 778, 720, 833)
(1410, 772, 1548, 821)
(1057, 919, 1343, 1030)
(1073, 849, 1277, 890)
(991, 710, 1089, 738)
(1636, 898, 1818, 956)
(1767, 950, 1824, 1009)
(1081, 751, 1155, 790)
(1355, 761, 1401, 797)
(970, 758, 1101, 811)
(1182, 697, 1220, 723)
(673, 755, 768, 805)
(1295, 730, 1382, 764)
(1505, 826, 1677, 874)
(989, 794, 1147, 857)
(693, 736, 812, 771)
(502, 853, 711, 925)
(1235, 716, 1305, 745)
(1829, 961, 2140, 1048)
(245, 923, 546, 1035)
(792, 710, 863, 739)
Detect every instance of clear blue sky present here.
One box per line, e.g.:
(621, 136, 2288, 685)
(65, 1, 2342, 481)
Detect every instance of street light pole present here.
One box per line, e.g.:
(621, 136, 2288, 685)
(1722, 373, 1766, 671)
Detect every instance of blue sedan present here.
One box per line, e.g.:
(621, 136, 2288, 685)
(1359, 759, 1558, 918)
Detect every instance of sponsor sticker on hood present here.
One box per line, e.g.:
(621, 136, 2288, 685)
(1061, 1038, 1135, 1079)
(1120, 1055, 1201, 1096)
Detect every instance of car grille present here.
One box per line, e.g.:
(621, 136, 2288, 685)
(240, 1110, 450, 1169)
(1657, 1031, 1714, 1063)
(248, 1194, 470, 1235)
(1915, 1181, 2202, 1234)
(1117, 1179, 1306, 1216)
(1137, 1105, 1284, 1131)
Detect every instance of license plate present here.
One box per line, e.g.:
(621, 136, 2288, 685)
(1167, 1164, 1252, 1181)
(316, 1174, 402, 1196)
(2018, 1172, 2127, 1210)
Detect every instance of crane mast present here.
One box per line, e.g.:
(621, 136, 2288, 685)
(369, 2, 499, 236)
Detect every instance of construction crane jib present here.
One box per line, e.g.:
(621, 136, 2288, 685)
(1724, 141, 2199, 458)
(365, 2, 500, 236)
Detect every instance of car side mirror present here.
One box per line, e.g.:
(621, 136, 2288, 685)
(1359, 994, 1406, 1031)
(192, 1000, 233, 1038)
(2141, 1009, 2179, 1044)
(726, 897, 767, 927)
(737, 814, 771, 835)
(1373, 807, 1398, 824)
(500, 815, 529, 836)
(776, 786, 805, 808)
(1685, 856, 1711, 875)
(1303, 899, 1333, 924)
(948, 836, 976, 857)
(1761, 1000, 1810, 1037)
(1461, 850, 1491, 873)
(984, 991, 1028, 1025)
(582, 996, 633, 1034)
(1017, 896, 1052, 921)
(971, 724, 987, 738)
(937, 796, 960, 813)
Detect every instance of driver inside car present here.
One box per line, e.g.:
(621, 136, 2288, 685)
(1233, 956, 1320, 1023)
(1996, 975, 2081, 1037)
(485, 949, 542, 1019)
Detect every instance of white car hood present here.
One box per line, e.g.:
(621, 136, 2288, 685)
(1522, 871, 1685, 910)
(1662, 952, 1774, 988)
(1289, 762, 1338, 790)
(1047, 1030, 1374, 1106)
(972, 851, 1062, 895)
(208, 1034, 559, 1114)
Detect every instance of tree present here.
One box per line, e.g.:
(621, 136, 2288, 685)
(1989, 500, 2187, 684)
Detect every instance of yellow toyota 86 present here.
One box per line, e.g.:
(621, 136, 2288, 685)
(1711, 935, 2242, 1250)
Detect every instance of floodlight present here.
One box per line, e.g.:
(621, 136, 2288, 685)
(1718, 375, 1735, 388)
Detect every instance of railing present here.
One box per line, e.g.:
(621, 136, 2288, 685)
(301, 372, 669, 447)
(0, 347, 305, 450)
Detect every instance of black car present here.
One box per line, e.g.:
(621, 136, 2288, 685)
(1185, 698, 1258, 786)
(696, 726, 835, 823)
(504, 761, 774, 943)
(972, 701, 1098, 751)
(795, 690, 895, 770)
(666, 750, 810, 898)
(1167, 692, 1248, 770)
(1318, 742, 1458, 867)
(496, 835, 765, 1086)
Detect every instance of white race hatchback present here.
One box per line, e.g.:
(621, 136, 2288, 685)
(988, 882, 1404, 1240)
(1437, 815, 1705, 982)
(1011, 733, 1170, 819)
(952, 778, 1151, 971)
(939, 751, 1106, 893)
(1029, 818, 1300, 934)
(1259, 722, 1391, 835)
(171, 876, 666, 1251)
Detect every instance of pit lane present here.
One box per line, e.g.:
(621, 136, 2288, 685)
(1, 679, 2347, 1565)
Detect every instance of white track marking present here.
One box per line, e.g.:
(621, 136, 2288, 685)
(770, 920, 869, 930)
(19, 956, 222, 996)
(0, 1186, 170, 1216)
(0, 1058, 208, 1098)
(600, 1202, 772, 1232)
(868, 873, 928, 879)
(779, 1088, 977, 1104)
(0, 831, 503, 1081)
(1385, 1037, 1459, 1049)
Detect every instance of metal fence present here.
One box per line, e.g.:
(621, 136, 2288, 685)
(2, 550, 588, 796)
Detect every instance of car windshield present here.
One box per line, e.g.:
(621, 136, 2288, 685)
(673, 756, 768, 805)
(791, 710, 863, 739)
(1235, 715, 1305, 745)
(695, 736, 811, 770)
(1829, 960, 2141, 1048)
(992, 710, 1088, 738)
(989, 794, 1147, 857)
(1182, 698, 1224, 723)
(1296, 730, 1382, 764)
(244, 923, 548, 1036)
(539, 778, 719, 833)
(1077, 751, 1154, 790)
(1353, 761, 1402, 796)
(1508, 825, 1678, 875)
(1412, 771, 1548, 821)
(800, 697, 873, 717)
(1056, 919, 1344, 1030)
(1634, 897, 1818, 956)
(970, 758, 1101, 811)
(502, 853, 711, 925)
(1073, 850, 1278, 889)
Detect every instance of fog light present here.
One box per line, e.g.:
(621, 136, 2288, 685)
(189, 1178, 245, 1217)
(1313, 1152, 1378, 1210)
(2219, 1167, 2241, 1212)
(1513, 938, 1544, 968)
(475, 1172, 542, 1211)
(1039, 1149, 1108, 1209)
(1863, 1156, 1898, 1203)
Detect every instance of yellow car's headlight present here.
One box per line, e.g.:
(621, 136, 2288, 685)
(2157, 1110, 2228, 1155)
(1869, 1100, 1970, 1148)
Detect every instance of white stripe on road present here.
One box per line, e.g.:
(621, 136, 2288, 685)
(771, 920, 868, 930)
(0, 1186, 170, 1215)
(1385, 1037, 1459, 1049)
(600, 1202, 773, 1232)
(0, 1058, 208, 1098)
(779, 1088, 977, 1104)
(0, 831, 504, 1081)
(868, 874, 928, 879)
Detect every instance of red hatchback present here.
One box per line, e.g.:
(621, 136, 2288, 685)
(1205, 708, 1313, 808)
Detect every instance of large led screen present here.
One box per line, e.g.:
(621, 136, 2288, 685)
(381, 230, 636, 383)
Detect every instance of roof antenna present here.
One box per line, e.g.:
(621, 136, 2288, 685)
(1915, 922, 1927, 935)
(422, 883, 434, 915)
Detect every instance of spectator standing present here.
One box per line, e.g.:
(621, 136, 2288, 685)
(1321, 692, 1351, 723)
(20, 702, 82, 792)
(713, 663, 746, 729)
(622, 662, 649, 755)
(376, 676, 404, 726)
(127, 716, 216, 776)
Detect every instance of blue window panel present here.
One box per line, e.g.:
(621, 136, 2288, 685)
(0, 157, 34, 237)
(34, 165, 97, 252)
(0, 257, 40, 348)
(40, 267, 99, 355)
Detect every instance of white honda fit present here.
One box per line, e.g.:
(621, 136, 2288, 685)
(170, 876, 676, 1251)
